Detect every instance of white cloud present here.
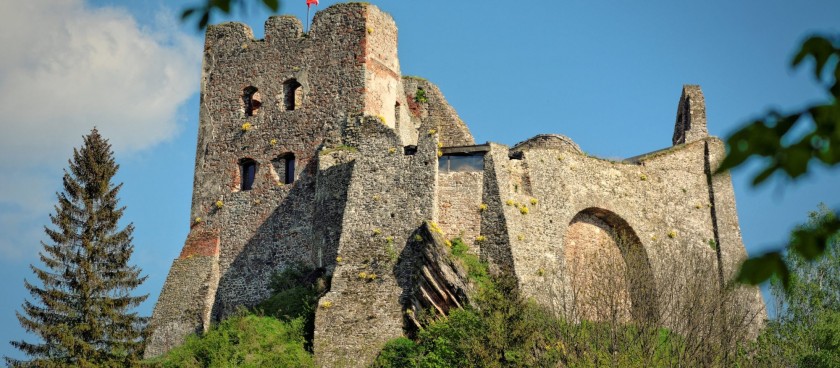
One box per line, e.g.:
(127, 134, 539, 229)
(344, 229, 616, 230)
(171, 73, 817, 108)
(0, 0, 201, 258)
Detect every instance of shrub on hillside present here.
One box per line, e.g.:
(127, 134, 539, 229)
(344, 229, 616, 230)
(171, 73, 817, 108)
(145, 314, 314, 368)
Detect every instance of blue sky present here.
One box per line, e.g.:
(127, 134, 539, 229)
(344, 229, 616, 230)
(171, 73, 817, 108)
(1, 0, 839, 362)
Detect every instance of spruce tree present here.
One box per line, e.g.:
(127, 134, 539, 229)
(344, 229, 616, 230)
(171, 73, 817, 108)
(6, 129, 148, 367)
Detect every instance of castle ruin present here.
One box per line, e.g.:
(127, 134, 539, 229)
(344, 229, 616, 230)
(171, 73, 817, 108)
(145, 4, 765, 366)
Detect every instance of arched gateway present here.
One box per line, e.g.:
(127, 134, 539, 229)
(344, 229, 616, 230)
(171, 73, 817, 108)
(562, 208, 657, 323)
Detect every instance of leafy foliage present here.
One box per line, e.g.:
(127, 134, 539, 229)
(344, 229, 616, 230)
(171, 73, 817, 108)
(145, 314, 314, 368)
(373, 270, 738, 367)
(373, 240, 734, 368)
(718, 34, 840, 287)
(257, 264, 325, 349)
(148, 265, 325, 366)
(449, 238, 490, 291)
(718, 35, 840, 183)
(414, 88, 428, 104)
(5, 129, 148, 367)
(742, 206, 840, 367)
(182, 0, 282, 30)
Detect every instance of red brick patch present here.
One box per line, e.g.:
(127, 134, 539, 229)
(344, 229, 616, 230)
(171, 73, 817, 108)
(179, 230, 221, 258)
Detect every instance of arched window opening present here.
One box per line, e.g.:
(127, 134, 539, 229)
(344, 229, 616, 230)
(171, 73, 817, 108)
(272, 153, 296, 184)
(283, 79, 302, 111)
(240, 158, 258, 191)
(243, 86, 262, 116)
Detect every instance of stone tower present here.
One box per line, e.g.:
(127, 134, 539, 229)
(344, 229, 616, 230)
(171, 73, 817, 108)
(145, 3, 474, 362)
(146, 4, 764, 367)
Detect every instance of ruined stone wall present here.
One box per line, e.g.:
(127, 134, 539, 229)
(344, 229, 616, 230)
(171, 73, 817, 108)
(148, 2, 764, 362)
(144, 231, 220, 358)
(477, 144, 517, 273)
(313, 115, 440, 367)
(673, 85, 708, 145)
(403, 78, 474, 147)
(363, 8, 401, 131)
(437, 170, 484, 250)
(472, 135, 763, 334)
(191, 3, 379, 320)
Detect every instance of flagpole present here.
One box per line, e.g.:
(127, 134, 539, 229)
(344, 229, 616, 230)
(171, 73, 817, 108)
(306, 6, 310, 33)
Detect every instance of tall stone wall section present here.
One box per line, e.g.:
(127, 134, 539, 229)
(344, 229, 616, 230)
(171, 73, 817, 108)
(402, 78, 475, 147)
(673, 85, 709, 145)
(313, 115, 440, 367)
(437, 171, 483, 249)
(145, 231, 220, 358)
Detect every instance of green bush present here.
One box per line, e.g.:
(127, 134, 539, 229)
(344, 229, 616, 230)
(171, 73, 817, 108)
(740, 206, 840, 367)
(450, 238, 490, 291)
(146, 314, 314, 368)
(374, 238, 695, 367)
(373, 338, 420, 368)
(374, 241, 569, 367)
(146, 265, 326, 367)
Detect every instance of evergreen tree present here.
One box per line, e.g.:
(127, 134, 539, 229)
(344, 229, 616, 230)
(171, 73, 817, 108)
(6, 129, 148, 367)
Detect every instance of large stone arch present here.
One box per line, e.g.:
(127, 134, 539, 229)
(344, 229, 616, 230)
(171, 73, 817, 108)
(562, 207, 657, 323)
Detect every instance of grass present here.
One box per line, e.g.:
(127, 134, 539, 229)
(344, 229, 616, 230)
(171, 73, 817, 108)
(450, 238, 490, 293)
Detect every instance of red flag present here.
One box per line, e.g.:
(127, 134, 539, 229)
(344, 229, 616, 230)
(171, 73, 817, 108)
(307, 0, 319, 7)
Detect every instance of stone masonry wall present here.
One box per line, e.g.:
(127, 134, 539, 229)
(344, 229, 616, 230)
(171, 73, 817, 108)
(476, 135, 764, 334)
(403, 78, 475, 147)
(313, 115, 440, 367)
(437, 171, 484, 250)
(145, 231, 220, 358)
(191, 4, 378, 320)
(477, 144, 517, 273)
(673, 85, 708, 145)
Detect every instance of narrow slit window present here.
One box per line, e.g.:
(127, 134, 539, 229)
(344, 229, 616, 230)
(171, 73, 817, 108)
(240, 159, 257, 191)
(284, 154, 296, 184)
(284, 79, 302, 111)
(394, 101, 401, 130)
(243, 86, 261, 116)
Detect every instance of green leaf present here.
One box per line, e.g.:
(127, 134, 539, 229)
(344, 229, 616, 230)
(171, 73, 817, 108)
(751, 166, 775, 186)
(181, 8, 197, 20)
(198, 12, 210, 30)
(262, 0, 280, 12)
(736, 252, 789, 288)
(791, 213, 840, 261)
(211, 0, 233, 13)
(832, 63, 840, 96)
(791, 36, 835, 82)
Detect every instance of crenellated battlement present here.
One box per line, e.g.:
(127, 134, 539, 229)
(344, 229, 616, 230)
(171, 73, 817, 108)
(203, 3, 386, 58)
